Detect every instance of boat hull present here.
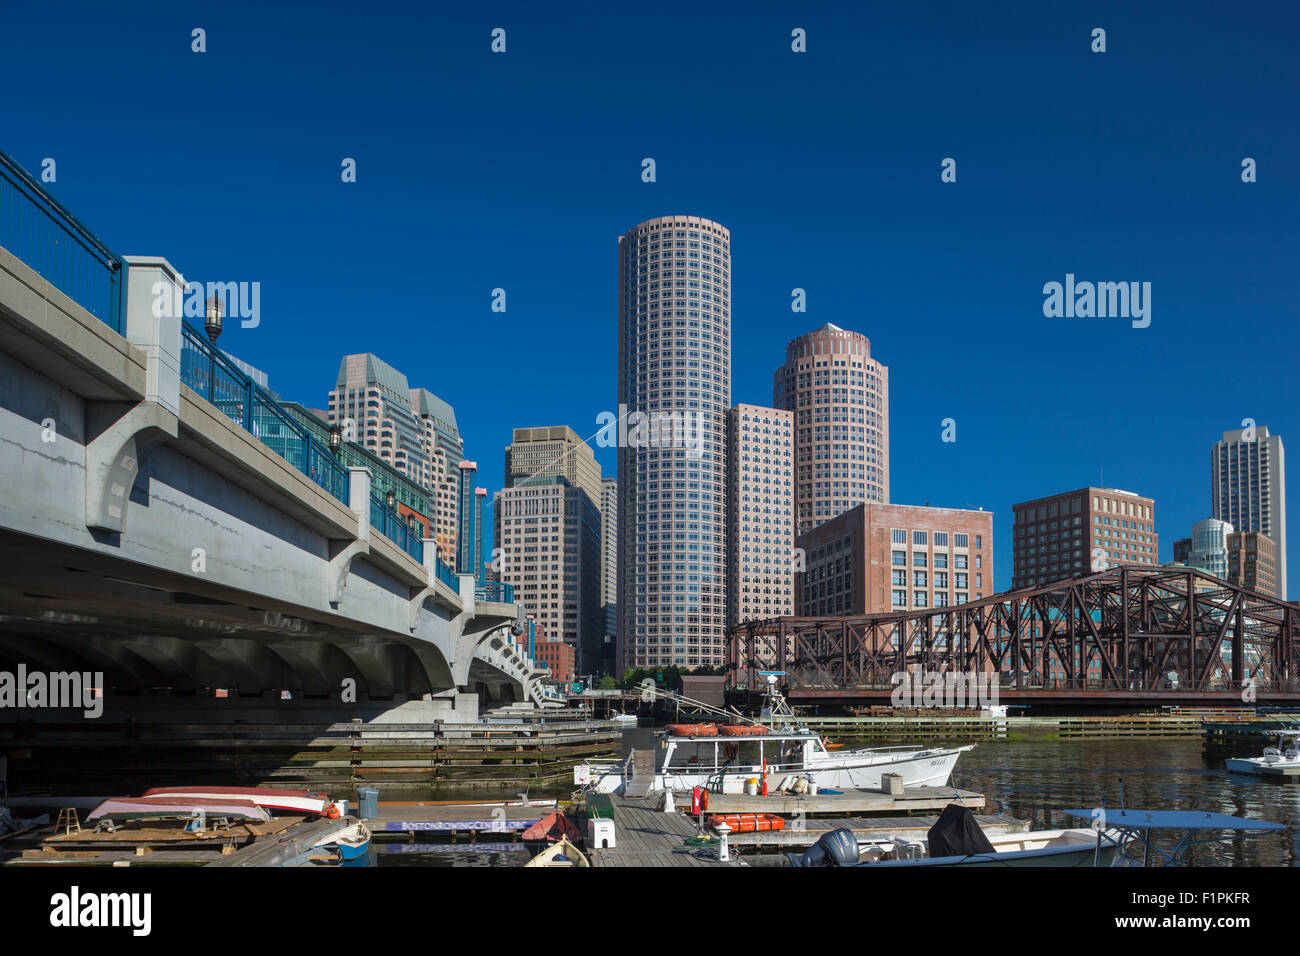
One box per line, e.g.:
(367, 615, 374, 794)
(1225, 756, 1300, 775)
(581, 747, 967, 794)
(861, 830, 1123, 868)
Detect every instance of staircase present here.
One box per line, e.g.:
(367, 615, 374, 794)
(626, 748, 656, 797)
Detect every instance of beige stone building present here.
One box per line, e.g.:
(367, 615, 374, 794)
(727, 404, 795, 627)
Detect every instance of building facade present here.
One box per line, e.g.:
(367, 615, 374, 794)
(505, 426, 603, 507)
(1212, 426, 1287, 599)
(493, 476, 603, 673)
(617, 215, 731, 671)
(327, 355, 463, 563)
(773, 324, 889, 535)
(600, 477, 618, 671)
(1011, 487, 1158, 589)
(1174, 528, 1280, 596)
(795, 502, 992, 616)
(727, 404, 795, 627)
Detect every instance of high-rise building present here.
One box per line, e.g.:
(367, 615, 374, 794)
(727, 404, 795, 627)
(617, 215, 731, 670)
(600, 477, 618, 670)
(774, 324, 889, 535)
(456, 460, 478, 576)
(795, 502, 992, 615)
(1212, 426, 1287, 598)
(1173, 526, 1280, 597)
(493, 476, 603, 672)
(327, 355, 463, 563)
(504, 426, 602, 507)
(1011, 487, 1158, 589)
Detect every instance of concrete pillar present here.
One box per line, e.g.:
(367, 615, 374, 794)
(121, 256, 183, 417)
(459, 574, 476, 615)
(347, 467, 371, 540)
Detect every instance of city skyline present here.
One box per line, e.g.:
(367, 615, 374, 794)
(5, 3, 1297, 599)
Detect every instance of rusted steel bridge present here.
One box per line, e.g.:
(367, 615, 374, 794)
(727, 567, 1300, 706)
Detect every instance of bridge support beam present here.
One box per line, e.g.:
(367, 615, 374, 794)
(84, 400, 177, 533)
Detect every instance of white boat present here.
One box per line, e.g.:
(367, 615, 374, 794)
(524, 835, 590, 867)
(1225, 729, 1300, 776)
(610, 712, 639, 725)
(574, 678, 973, 794)
(855, 828, 1125, 867)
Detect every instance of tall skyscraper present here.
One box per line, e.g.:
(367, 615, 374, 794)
(504, 426, 602, 506)
(774, 324, 889, 535)
(327, 355, 463, 563)
(600, 477, 618, 669)
(727, 404, 795, 627)
(496, 427, 606, 671)
(1011, 487, 1158, 589)
(1212, 426, 1287, 598)
(456, 460, 478, 576)
(617, 215, 731, 670)
(493, 476, 602, 672)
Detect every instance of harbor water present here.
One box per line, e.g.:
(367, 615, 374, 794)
(352, 731, 1300, 867)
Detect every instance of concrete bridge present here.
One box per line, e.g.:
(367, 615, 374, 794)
(0, 233, 550, 723)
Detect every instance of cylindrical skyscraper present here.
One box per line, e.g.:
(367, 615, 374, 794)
(774, 324, 889, 535)
(617, 215, 731, 670)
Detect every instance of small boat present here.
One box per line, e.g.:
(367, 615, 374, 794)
(521, 811, 583, 843)
(611, 712, 639, 724)
(319, 821, 372, 862)
(1060, 806, 1285, 866)
(143, 786, 330, 816)
(788, 805, 1124, 868)
(1225, 729, 1300, 776)
(524, 835, 590, 867)
(87, 796, 270, 825)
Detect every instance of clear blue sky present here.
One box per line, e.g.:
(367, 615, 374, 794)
(4, 1, 1297, 595)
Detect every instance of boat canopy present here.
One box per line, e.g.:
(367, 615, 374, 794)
(1061, 809, 1284, 831)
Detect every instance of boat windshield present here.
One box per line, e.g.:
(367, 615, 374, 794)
(662, 738, 810, 773)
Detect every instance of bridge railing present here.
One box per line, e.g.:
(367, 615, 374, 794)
(435, 555, 459, 593)
(369, 492, 423, 563)
(475, 580, 514, 603)
(179, 323, 349, 503)
(0, 148, 127, 334)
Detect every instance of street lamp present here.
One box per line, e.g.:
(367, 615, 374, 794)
(328, 424, 342, 456)
(203, 295, 222, 401)
(385, 489, 396, 512)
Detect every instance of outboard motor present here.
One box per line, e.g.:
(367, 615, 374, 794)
(785, 828, 860, 867)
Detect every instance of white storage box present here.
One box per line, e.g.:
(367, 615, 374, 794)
(587, 816, 615, 849)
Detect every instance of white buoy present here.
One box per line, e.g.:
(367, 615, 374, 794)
(715, 822, 732, 862)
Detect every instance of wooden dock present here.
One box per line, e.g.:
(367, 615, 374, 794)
(369, 803, 546, 833)
(588, 795, 739, 868)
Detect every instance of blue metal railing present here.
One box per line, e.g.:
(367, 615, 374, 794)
(370, 492, 424, 564)
(0, 148, 126, 333)
(435, 556, 459, 593)
(179, 323, 349, 503)
(475, 581, 515, 603)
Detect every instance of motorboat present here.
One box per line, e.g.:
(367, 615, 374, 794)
(1224, 729, 1300, 776)
(524, 835, 590, 867)
(610, 712, 639, 725)
(574, 677, 972, 794)
(143, 786, 330, 816)
(1059, 807, 1286, 866)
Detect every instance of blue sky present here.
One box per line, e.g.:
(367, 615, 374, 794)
(4, 1, 1297, 595)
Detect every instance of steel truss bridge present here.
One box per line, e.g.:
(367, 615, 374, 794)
(727, 567, 1300, 705)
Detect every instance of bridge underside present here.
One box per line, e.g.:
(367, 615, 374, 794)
(729, 567, 1300, 708)
(0, 530, 522, 715)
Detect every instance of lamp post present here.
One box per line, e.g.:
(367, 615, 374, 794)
(203, 295, 222, 401)
(329, 424, 342, 457)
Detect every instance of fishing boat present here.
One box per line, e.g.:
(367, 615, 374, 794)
(1224, 729, 1300, 776)
(524, 835, 590, 867)
(87, 796, 270, 825)
(143, 786, 330, 816)
(574, 676, 973, 794)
